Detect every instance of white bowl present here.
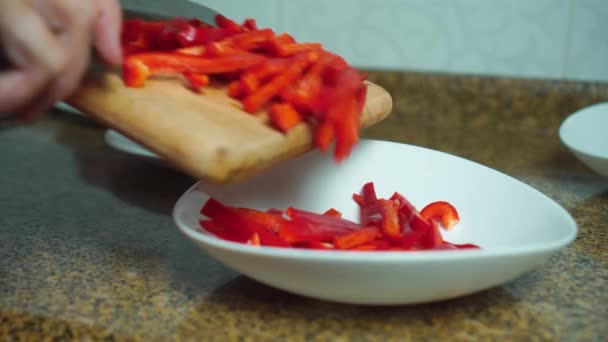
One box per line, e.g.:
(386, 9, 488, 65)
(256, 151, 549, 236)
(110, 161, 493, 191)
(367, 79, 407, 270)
(104, 129, 160, 160)
(172, 140, 576, 305)
(559, 102, 608, 178)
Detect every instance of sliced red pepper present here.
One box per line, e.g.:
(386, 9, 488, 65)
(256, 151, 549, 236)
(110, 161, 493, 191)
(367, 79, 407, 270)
(314, 120, 335, 153)
(323, 208, 342, 218)
(215, 15, 244, 31)
(228, 80, 244, 98)
(420, 201, 460, 230)
(334, 226, 380, 249)
(281, 207, 359, 243)
(183, 72, 209, 92)
(239, 58, 289, 94)
(352, 193, 364, 207)
(266, 208, 284, 216)
(243, 18, 258, 31)
(122, 53, 265, 86)
(123, 58, 151, 87)
(174, 45, 206, 56)
(199, 219, 245, 243)
(201, 199, 290, 247)
(269, 103, 303, 132)
(378, 199, 402, 240)
(246, 233, 261, 246)
(242, 51, 318, 113)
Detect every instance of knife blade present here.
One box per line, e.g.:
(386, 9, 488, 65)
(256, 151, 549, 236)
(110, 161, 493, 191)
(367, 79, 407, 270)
(120, 0, 220, 23)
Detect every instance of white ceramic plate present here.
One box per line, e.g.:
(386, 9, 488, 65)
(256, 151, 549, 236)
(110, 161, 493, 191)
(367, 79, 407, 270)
(559, 102, 608, 178)
(173, 140, 576, 305)
(104, 129, 160, 159)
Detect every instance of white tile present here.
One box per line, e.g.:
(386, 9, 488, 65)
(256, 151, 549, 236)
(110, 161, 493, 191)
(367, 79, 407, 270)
(191, 0, 280, 30)
(279, 0, 570, 79)
(565, 0, 608, 81)
(448, 0, 570, 78)
(279, 0, 452, 70)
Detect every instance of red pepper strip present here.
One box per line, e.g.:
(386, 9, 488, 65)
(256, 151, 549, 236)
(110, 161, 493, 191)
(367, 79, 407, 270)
(314, 120, 334, 153)
(199, 220, 245, 243)
(420, 201, 460, 230)
(323, 208, 342, 218)
(229, 29, 275, 51)
(378, 199, 402, 241)
(183, 72, 209, 92)
(281, 208, 359, 243)
(286, 207, 360, 231)
(332, 95, 360, 161)
(243, 18, 258, 31)
(280, 53, 336, 111)
(228, 80, 244, 98)
(315, 121, 335, 152)
(174, 45, 206, 56)
(215, 15, 244, 31)
(352, 193, 364, 207)
(201, 199, 290, 247)
(334, 226, 380, 249)
(266, 208, 284, 216)
(242, 51, 318, 113)
(240, 58, 289, 94)
(273, 42, 323, 57)
(421, 221, 444, 249)
(361, 182, 378, 204)
(178, 26, 240, 47)
(246, 233, 261, 246)
(293, 241, 335, 250)
(439, 242, 480, 250)
(123, 59, 151, 87)
(269, 103, 303, 132)
(123, 53, 265, 80)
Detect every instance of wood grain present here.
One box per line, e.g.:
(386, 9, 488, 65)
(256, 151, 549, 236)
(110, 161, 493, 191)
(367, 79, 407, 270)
(67, 72, 392, 183)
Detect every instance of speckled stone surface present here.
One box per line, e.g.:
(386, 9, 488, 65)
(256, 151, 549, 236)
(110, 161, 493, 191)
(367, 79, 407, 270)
(1, 71, 607, 341)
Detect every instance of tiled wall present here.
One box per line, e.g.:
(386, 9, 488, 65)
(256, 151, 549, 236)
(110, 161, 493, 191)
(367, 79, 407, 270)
(194, 0, 608, 82)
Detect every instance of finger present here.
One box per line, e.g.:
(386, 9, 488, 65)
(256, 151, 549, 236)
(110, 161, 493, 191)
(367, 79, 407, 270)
(20, 0, 96, 118)
(0, 69, 42, 114)
(93, 0, 123, 66)
(0, 3, 66, 115)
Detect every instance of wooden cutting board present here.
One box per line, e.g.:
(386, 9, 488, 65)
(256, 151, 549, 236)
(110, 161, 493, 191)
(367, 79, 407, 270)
(66, 72, 392, 184)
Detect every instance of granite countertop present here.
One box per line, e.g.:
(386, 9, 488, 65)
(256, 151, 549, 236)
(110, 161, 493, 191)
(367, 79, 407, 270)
(1, 71, 607, 341)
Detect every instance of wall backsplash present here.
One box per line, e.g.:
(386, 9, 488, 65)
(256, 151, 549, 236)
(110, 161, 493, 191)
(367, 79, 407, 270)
(194, 0, 608, 82)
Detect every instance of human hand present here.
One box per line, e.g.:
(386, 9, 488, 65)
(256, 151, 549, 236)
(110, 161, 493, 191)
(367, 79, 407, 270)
(0, 0, 122, 119)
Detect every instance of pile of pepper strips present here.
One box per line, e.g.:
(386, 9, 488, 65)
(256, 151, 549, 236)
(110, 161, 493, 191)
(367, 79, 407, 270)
(121, 15, 367, 161)
(200, 182, 479, 251)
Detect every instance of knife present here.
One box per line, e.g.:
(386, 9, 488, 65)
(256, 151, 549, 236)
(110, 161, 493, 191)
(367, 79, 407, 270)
(120, 0, 220, 23)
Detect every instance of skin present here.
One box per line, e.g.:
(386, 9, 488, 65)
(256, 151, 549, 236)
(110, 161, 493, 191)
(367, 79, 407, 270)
(0, 0, 123, 118)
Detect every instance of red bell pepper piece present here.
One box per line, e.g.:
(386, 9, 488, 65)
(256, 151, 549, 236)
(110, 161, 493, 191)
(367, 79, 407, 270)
(266, 208, 284, 217)
(334, 226, 380, 249)
(243, 18, 258, 31)
(323, 208, 342, 218)
(183, 72, 209, 92)
(314, 120, 335, 153)
(215, 15, 244, 31)
(242, 51, 318, 113)
(174, 45, 206, 56)
(122, 52, 265, 87)
(239, 58, 289, 94)
(269, 103, 303, 132)
(420, 201, 460, 230)
(199, 220, 245, 243)
(201, 199, 290, 247)
(246, 233, 261, 246)
(281, 207, 359, 243)
(352, 193, 364, 207)
(378, 199, 402, 240)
